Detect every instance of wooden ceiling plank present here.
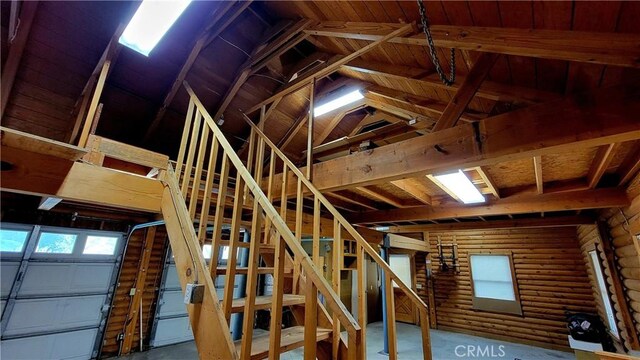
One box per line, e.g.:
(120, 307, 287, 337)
(386, 215, 594, 233)
(306, 22, 640, 68)
(533, 156, 544, 194)
(389, 179, 432, 205)
(587, 143, 619, 188)
(245, 23, 414, 114)
(268, 83, 640, 194)
(313, 111, 348, 147)
(1, 1, 38, 119)
(432, 53, 500, 131)
(348, 187, 629, 224)
(143, 1, 247, 142)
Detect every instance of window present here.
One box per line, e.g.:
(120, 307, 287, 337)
(469, 254, 522, 315)
(83, 235, 118, 255)
(220, 246, 229, 261)
(0, 229, 29, 253)
(389, 254, 412, 288)
(202, 244, 212, 259)
(589, 250, 619, 338)
(35, 232, 77, 254)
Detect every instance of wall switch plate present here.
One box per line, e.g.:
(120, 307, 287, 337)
(184, 283, 204, 304)
(129, 288, 136, 296)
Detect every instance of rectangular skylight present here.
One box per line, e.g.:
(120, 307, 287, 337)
(314, 90, 364, 117)
(119, 0, 192, 56)
(432, 170, 485, 204)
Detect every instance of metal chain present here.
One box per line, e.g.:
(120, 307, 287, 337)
(417, 0, 456, 86)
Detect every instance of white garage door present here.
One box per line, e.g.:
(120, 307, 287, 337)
(0, 223, 123, 359)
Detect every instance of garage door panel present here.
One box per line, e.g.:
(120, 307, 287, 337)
(163, 264, 181, 289)
(4, 295, 106, 336)
(1, 262, 20, 298)
(151, 317, 193, 347)
(1, 328, 98, 360)
(157, 290, 187, 317)
(19, 263, 114, 296)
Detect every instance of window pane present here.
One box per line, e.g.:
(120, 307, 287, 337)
(0, 229, 29, 252)
(470, 255, 516, 301)
(203, 244, 212, 259)
(473, 280, 516, 301)
(83, 236, 118, 255)
(35, 232, 77, 254)
(220, 246, 229, 260)
(389, 254, 412, 288)
(590, 250, 619, 338)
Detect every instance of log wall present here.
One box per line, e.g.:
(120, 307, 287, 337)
(427, 227, 596, 350)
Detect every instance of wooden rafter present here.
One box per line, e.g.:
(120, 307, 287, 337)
(306, 22, 640, 68)
(533, 156, 544, 194)
(0, 1, 38, 119)
(342, 59, 561, 105)
(313, 111, 348, 147)
(356, 186, 409, 208)
(617, 141, 640, 186)
(348, 110, 405, 136)
(143, 1, 249, 142)
(245, 23, 414, 114)
(474, 167, 500, 199)
(268, 84, 640, 194)
(325, 192, 378, 211)
(389, 179, 432, 205)
(587, 143, 619, 188)
(348, 188, 629, 224)
(386, 215, 594, 233)
(432, 53, 499, 131)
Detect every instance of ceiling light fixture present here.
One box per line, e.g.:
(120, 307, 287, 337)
(314, 90, 364, 117)
(431, 170, 485, 204)
(119, 0, 192, 56)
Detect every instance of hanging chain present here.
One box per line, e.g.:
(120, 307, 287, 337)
(417, 0, 456, 86)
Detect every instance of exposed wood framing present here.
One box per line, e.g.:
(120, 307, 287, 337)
(356, 186, 409, 208)
(245, 23, 415, 114)
(0, 1, 38, 120)
(474, 167, 500, 198)
(306, 22, 640, 67)
(389, 179, 432, 206)
(269, 84, 640, 194)
(617, 141, 640, 186)
(533, 156, 544, 194)
(432, 53, 499, 131)
(386, 215, 594, 233)
(348, 188, 629, 224)
(587, 143, 619, 188)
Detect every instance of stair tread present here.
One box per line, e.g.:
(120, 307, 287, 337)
(229, 294, 305, 313)
(235, 326, 332, 360)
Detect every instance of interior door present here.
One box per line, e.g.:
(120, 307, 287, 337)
(389, 253, 416, 323)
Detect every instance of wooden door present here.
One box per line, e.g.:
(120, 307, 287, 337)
(389, 253, 417, 324)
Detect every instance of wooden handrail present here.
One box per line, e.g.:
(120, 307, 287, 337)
(240, 112, 429, 311)
(182, 82, 361, 337)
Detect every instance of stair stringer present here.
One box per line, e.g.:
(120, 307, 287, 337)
(161, 172, 238, 360)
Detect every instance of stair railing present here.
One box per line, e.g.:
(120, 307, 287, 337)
(240, 112, 433, 360)
(177, 82, 361, 359)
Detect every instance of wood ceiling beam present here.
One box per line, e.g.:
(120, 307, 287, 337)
(533, 156, 544, 194)
(313, 110, 348, 147)
(306, 22, 640, 68)
(1, 1, 38, 120)
(143, 1, 249, 142)
(342, 59, 560, 105)
(355, 186, 411, 208)
(587, 143, 619, 188)
(432, 53, 500, 131)
(267, 83, 640, 194)
(348, 188, 629, 224)
(389, 179, 432, 205)
(325, 191, 379, 211)
(617, 141, 640, 186)
(245, 23, 414, 114)
(385, 215, 595, 233)
(279, 113, 309, 151)
(348, 111, 405, 137)
(474, 166, 500, 199)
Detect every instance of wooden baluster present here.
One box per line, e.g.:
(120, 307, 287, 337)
(304, 279, 318, 360)
(419, 308, 432, 360)
(385, 271, 398, 360)
(293, 177, 304, 293)
(332, 218, 342, 359)
(268, 232, 285, 359)
(240, 202, 263, 360)
(348, 329, 360, 360)
(221, 168, 244, 320)
(188, 122, 210, 220)
(263, 148, 276, 244)
(279, 164, 289, 224)
(243, 128, 256, 205)
(312, 196, 321, 267)
(181, 110, 202, 197)
(209, 155, 231, 279)
(175, 98, 195, 184)
(197, 137, 219, 244)
(357, 243, 367, 359)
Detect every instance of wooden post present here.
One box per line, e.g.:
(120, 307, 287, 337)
(121, 226, 157, 354)
(221, 166, 244, 319)
(175, 99, 195, 178)
(306, 80, 315, 180)
(293, 177, 304, 293)
(268, 232, 286, 359)
(304, 280, 318, 360)
(197, 137, 219, 244)
(332, 218, 342, 359)
(211, 155, 231, 279)
(78, 60, 111, 147)
(356, 243, 367, 359)
(385, 271, 398, 360)
(180, 111, 203, 197)
(188, 124, 210, 219)
(240, 202, 263, 359)
(419, 309, 432, 360)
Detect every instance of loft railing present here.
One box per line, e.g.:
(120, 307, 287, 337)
(240, 112, 432, 360)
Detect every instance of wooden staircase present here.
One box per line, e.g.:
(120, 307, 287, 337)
(158, 81, 432, 359)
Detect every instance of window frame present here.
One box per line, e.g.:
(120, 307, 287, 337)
(588, 249, 620, 340)
(0, 224, 32, 257)
(30, 225, 123, 260)
(468, 252, 522, 316)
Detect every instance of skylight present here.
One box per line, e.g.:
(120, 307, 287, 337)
(432, 170, 485, 204)
(314, 90, 364, 117)
(119, 0, 192, 56)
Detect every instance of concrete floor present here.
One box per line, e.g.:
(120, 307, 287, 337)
(121, 322, 575, 360)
